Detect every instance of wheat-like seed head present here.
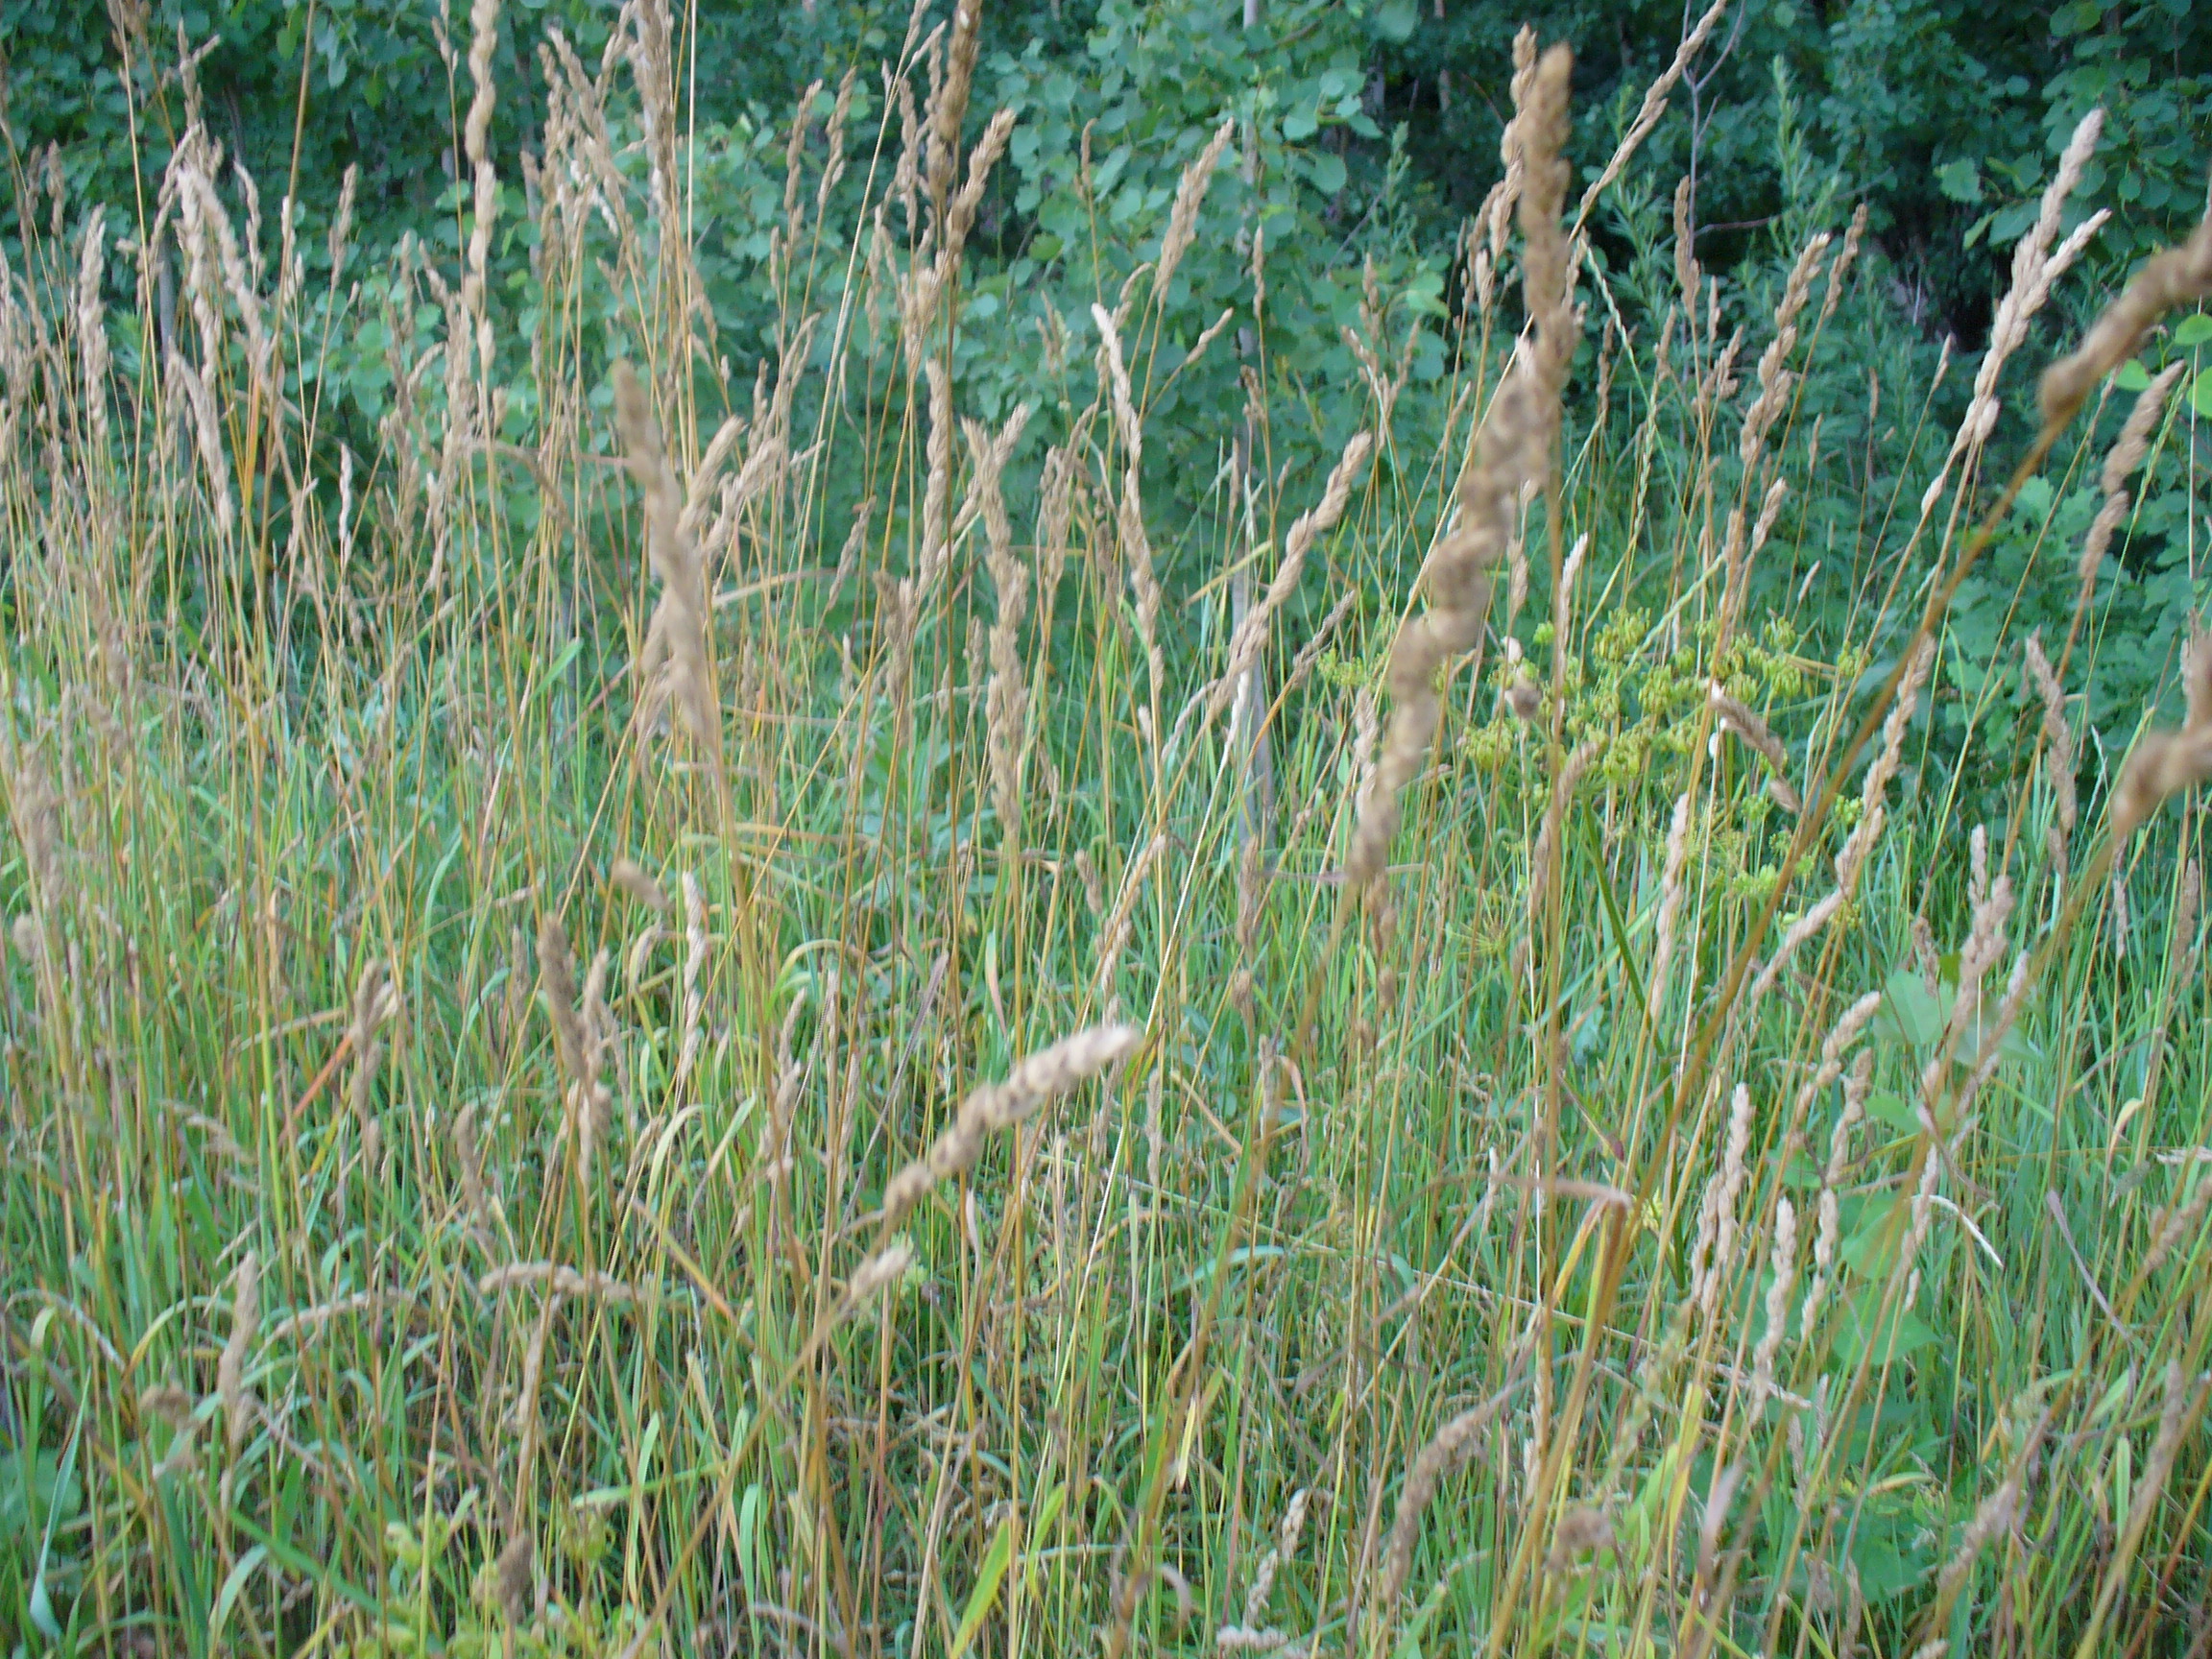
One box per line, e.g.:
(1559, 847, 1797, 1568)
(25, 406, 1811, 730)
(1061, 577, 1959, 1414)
(1967, 107, 2108, 440)
(843, 1241, 916, 1314)
(1347, 46, 1574, 895)
(347, 956, 395, 1153)
(1157, 117, 1236, 301)
(454, 1103, 494, 1241)
(1094, 834, 1167, 997)
(925, 1, 981, 223)
(611, 857, 671, 914)
(1749, 1195, 1798, 1409)
(880, 1024, 1140, 1233)
(1816, 203, 1869, 331)
(1574, 0, 1728, 228)
(1692, 1083, 1755, 1319)
(576, 949, 613, 1188)
(1649, 791, 1694, 1013)
(2112, 728, 2212, 844)
(1672, 175, 1702, 316)
(1377, 1382, 1519, 1616)
(2042, 183, 2212, 429)
(2077, 361, 2185, 591)
(1708, 685, 1800, 813)
(1738, 229, 1832, 473)
(479, 1262, 640, 1303)
(539, 916, 585, 1081)
(1835, 637, 1935, 892)
(1525, 740, 1599, 942)
(1209, 431, 1372, 721)
(614, 360, 723, 782)
(219, 1250, 260, 1460)
(2023, 634, 2077, 834)
(73, 208, 111, 459)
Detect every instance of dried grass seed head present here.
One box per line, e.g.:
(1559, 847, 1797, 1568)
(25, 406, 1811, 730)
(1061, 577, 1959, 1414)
(2041, 174, 2212, 427)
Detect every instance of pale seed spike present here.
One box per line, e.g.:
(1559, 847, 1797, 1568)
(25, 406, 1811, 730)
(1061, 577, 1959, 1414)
(1210, 431, 1373, 720)
(219, 1251, 260, 1460)
(880, 1024, 1140, 1232)
(2040, 174, 2211, 428)
(1158, 116, 1237, 301)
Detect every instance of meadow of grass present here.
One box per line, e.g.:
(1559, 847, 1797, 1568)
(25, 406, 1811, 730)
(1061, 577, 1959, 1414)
(5, 4, 2212, 1656)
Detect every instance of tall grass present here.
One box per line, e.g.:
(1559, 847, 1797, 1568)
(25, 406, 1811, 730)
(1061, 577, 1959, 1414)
(4, 6, 2212, 1657)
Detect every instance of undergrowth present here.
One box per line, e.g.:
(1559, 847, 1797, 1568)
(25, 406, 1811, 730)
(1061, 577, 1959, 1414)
(4, 4, 2212, 1657)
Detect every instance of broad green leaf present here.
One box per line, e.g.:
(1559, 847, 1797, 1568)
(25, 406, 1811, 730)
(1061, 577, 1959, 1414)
(1935, 157, 1982, 204)
(1832, 1287, 1938, 1368)
(210, 1544, 271, 1647)
(1022, 1481, 1070, 1599)
(1863, 1091, 1920, 1134)
(1873, 969, 1945, 1050)
(950, 1514, 1018, 1659)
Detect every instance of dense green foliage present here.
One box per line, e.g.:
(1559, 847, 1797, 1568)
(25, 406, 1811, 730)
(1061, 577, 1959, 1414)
(8, 1, 2209, 305)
